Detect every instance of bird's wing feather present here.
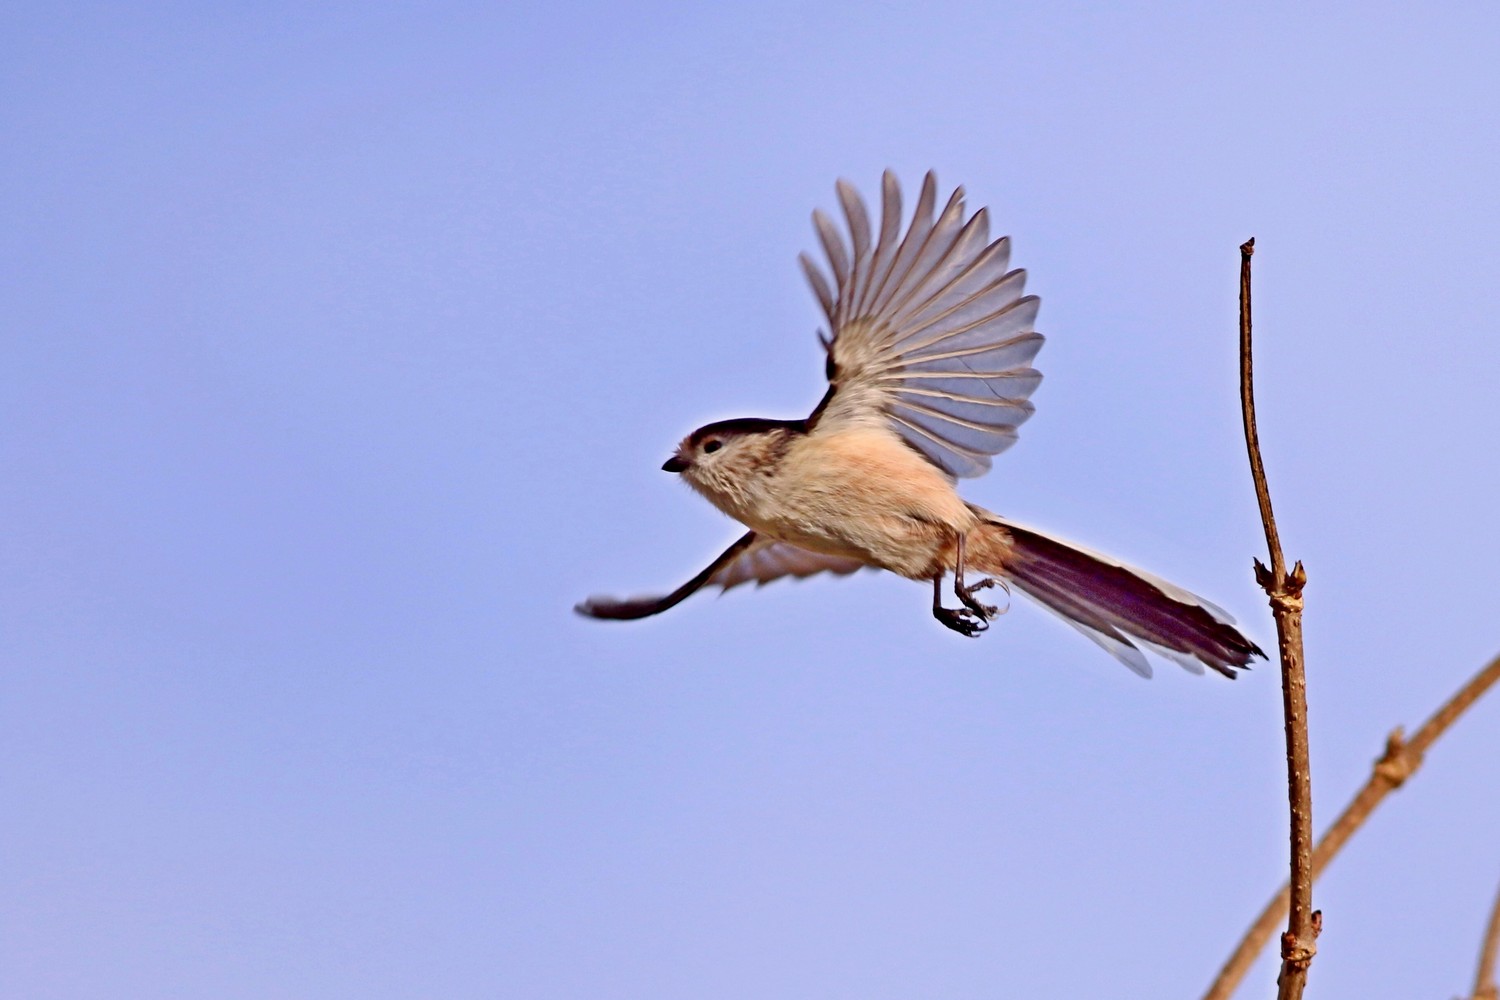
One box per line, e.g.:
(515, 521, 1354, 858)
(802, 171, 1044, 479)
(575, 533, 867, 620)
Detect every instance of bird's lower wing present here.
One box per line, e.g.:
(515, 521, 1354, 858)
(575, 532, 867, 620)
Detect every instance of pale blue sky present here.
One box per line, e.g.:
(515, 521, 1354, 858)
(4, 3, 1498, 998)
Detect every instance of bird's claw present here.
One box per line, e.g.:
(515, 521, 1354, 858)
(934, 606, 988, 637)
(957, 576, 1002, 619)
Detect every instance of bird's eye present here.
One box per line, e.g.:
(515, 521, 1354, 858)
(702, 439, 723, 454)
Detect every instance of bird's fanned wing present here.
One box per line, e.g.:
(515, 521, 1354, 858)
(801, 170, 1044, 479)
(574, 532, 867, 620)
(710, 538, 868, 590)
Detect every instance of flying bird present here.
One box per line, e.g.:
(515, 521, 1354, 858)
(576, 171, 1264, 678)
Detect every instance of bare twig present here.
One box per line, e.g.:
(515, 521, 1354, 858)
(1202, 651, 1500, 1000)
(1237, 240, 1287, 584)
(1474, 876, 1500, 1000)
(1237, 238, 1317, 1000)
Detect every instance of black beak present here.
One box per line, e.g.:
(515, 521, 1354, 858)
(662, 456, 687, 473)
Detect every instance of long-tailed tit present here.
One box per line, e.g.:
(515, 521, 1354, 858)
(577, 171, 1264, 678)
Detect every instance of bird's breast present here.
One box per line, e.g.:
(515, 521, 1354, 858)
(742, 429, 975, 578)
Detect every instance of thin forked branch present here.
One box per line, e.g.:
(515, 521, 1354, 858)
(1237, 238, 1317, 1000)
(1202, 651, 1500, 1000)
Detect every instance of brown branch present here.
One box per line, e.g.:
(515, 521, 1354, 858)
(1474, 876, 1500, 1000)
(1202, 651, 1500, 1000)
(1237, 239, 1286, 584)
(1237, 238, 1317, 1000)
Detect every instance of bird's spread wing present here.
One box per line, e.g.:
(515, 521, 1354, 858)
(575, 532, 867, 620)
(801, 171, 1044, 479)
(709, 538, 868, 590)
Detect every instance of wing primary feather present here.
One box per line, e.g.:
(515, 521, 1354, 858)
(886, 233, 1017, 340)
(714, 541, 867, 590)
(813, 209, 851, 318)
(897, 385, 1035, 419)
(899, 367, 1042, 383)
(853, 170, 904, 319)
(836, 179, 872, 320)
(837, 179, 872, 258)
(877, 190, 977, 326)
(867, 171, 939, 319)
(889, 269, 1029, 355)
(897, 296, 1041, 359)
(969, 205, 989, 246)
(574, 532, 758, 620)
(895, 395, 1031, 434)
(869, 186, 968, 328)
(799, 251, 836, 324)
(902, 329, 1043, 368)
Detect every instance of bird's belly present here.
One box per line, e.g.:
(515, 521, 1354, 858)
(696, 425, 974, 580)
(743, 484, 956, 580)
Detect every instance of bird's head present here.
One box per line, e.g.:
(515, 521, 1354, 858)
(663, 417, 806, 512)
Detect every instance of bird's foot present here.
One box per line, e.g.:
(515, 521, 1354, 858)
(956, 576, 1004, 619)
(934, 605, 988, 637)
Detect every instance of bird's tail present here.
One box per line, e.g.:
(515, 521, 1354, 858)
(966, 508, 1264, 679)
